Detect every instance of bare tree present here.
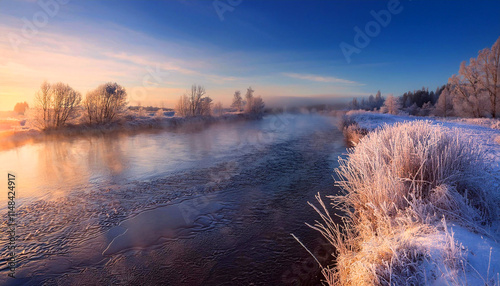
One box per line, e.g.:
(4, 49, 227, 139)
(51, 82, 82, 127)
(231, 91, 243, 112)
(32, 81, 82, 129)
(175, 84, 212, 117)
(175, 94, 190, 117)
(189, 85, 205, 116)
(33, 81, 52, 128)
(84, 82, 127, 124)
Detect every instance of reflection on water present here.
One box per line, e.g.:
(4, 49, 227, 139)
(0, 114, 329, 203)
(0, 134, 131, 202)
(0, 114, 347, 285)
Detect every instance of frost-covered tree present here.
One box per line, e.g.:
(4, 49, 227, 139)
(449, 59, 487, 118)
(433, 86, 454, 117)
(175, 84, 212, 117)
(448, 37, 500, 118)
(84, 82, 127, 124)
(32, 81, 82, 129)
(34, 81, 52, 128)
(419, 101, 433, 116)
(175, 94, 190, 117)
(233, 86, 265, 115)
(244, 87, 255, 113)
(477, 37, 500, 118)
(231, 91, 243, 112)
(406, 103, 419, 116)
(189, 84, 205, 116)
(383, 95, 400, 115)
(249, 96, 265, 114)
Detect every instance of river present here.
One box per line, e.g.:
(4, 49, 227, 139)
(0, 113, 347, 285)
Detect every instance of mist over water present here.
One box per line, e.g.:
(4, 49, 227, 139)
(0, 113, 347, 285)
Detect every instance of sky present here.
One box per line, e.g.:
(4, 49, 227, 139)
(0, 0, 499, 111)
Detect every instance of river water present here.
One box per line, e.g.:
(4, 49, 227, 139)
(0, 113, 347, 285)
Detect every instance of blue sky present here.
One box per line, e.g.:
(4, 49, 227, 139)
(1, 0, 499, 110)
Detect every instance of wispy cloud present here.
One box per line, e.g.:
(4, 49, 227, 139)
(102, 52, 197, 76)
(0, 18, 248, 109)
(0, 8, 368, 110)
(283, 73, 364, 86)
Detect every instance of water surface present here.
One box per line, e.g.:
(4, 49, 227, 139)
(0, 113, 347, 285)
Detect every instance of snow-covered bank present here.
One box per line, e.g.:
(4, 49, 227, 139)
(314, 112, 500, 285)
(346, 111, 500, 175)
(0, 113, 263, 152)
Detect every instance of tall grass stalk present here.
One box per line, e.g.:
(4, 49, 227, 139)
(311, 121, 498, 285)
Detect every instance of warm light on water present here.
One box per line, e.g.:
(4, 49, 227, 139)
(0, 114, 348, 284)
(0, 118, 285, 203)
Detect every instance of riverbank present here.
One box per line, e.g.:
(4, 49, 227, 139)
(317, 111, 500, 285)
(0, 113, 263, 152)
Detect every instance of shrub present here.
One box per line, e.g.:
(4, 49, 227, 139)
(338, 114, 368, 147)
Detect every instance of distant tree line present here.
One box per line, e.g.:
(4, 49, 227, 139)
(173, 84, 265, 117)
(26, 80, 266, 130)
(399, 86, 445, 116)
(348, 90, 385, 111)
(347, 36, 500, 118)
(128, 106, 173, 112)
